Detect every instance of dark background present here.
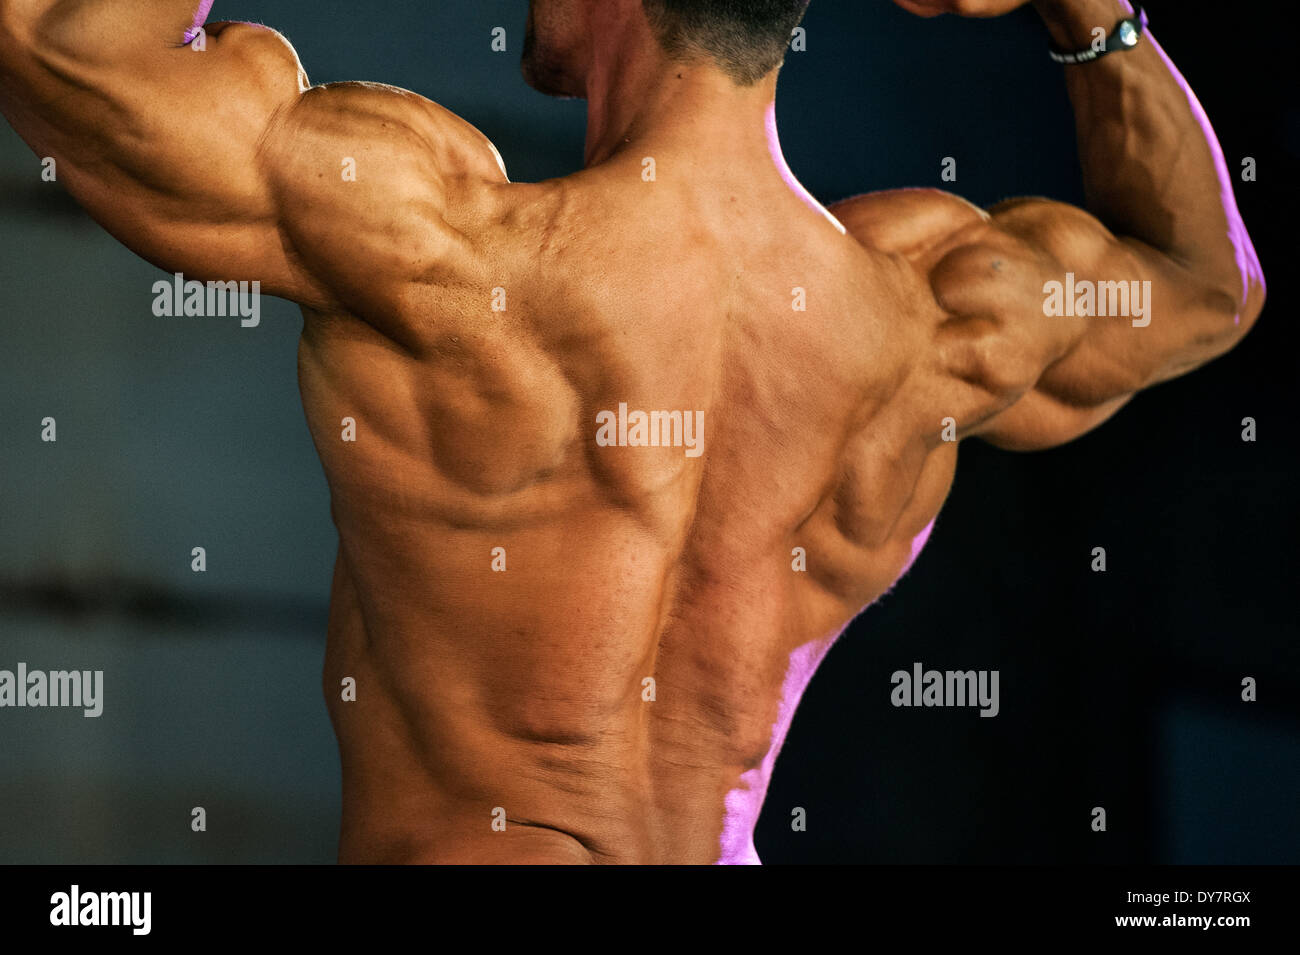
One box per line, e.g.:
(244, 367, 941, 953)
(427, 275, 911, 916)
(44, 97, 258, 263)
(1, 0, 1295, 864)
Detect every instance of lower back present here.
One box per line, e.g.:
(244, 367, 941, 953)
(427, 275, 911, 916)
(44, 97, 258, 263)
(321, 521, 847, 864)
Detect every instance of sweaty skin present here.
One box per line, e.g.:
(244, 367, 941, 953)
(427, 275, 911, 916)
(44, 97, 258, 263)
(0, 0, 1264, 863)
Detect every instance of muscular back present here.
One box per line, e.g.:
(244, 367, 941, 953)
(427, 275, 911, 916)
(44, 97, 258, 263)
(301, 135, 960, 862)
(0, 4, 1262, 864)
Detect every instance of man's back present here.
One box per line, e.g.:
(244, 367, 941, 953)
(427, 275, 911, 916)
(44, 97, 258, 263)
(305, 143, 954, 863)
(0, 0, 1263, 864)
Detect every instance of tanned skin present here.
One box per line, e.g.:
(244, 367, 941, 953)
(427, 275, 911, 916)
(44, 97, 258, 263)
(0, 0, 1264, 863)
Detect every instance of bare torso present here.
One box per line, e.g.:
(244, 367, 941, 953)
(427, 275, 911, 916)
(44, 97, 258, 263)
(303, 148, 955, 864)
(0, 0, 1261, 865)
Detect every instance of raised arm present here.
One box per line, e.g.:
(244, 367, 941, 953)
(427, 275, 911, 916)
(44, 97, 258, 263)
(0, 1, 500, 313)
(836, 0, 1266, 451)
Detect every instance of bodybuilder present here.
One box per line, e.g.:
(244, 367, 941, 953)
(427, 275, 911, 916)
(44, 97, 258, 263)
(0, 0, 1265, 863)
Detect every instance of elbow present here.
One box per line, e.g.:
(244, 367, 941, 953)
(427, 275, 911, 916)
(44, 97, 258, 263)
(1237, 264, 1267, 336)
(1209, 240, 1267, 350)
(1232, 226, 1268, 332)
(1223, 267, 1266, 355)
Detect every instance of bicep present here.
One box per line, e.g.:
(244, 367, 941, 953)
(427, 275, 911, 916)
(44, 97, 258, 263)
(5, 12, 310, 297)
(3, 9, 482, 312)
(928, 196, 1245, 449)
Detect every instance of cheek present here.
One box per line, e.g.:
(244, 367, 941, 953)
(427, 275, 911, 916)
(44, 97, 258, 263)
(534, 0, 585, 44)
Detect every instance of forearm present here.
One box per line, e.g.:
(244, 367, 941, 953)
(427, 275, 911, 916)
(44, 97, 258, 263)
(0, 0, 309, 295)
(0, 0, 237, 187)
(0, 0, 212, 125)
(0, 0, 209, 46)
(1033, 0, 1264, 317)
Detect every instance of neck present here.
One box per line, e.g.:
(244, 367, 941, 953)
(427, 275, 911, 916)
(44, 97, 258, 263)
(581, 16, 782, 171)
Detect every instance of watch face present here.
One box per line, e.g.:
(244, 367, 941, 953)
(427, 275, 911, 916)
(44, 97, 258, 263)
(1118, 21, 1140, 47)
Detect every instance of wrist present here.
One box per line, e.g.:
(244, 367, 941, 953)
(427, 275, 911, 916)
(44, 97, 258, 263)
(1033, 0, 1136, 51)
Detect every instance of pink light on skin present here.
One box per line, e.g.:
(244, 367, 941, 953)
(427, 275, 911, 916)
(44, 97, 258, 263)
(901, 517, 936, 579)
(717, 638, 825, 866)
(716, 518, 938, 864)
(764, 102, 846, 236)
(183, 1, 215, 46)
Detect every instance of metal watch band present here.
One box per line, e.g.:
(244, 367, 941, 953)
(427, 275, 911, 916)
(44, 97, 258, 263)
(1049, 6, 1148, 65)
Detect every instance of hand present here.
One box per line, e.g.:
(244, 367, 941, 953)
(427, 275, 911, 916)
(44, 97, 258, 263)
(891, 0, 1035, 17)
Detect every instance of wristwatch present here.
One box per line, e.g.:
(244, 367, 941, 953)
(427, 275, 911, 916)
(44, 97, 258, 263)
(1048, 6, 1147, 65)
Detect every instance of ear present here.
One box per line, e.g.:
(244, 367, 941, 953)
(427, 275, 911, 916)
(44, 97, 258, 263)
(891, 0, 947, 17)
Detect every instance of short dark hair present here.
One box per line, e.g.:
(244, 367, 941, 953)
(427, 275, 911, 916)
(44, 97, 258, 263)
(642, 0, 811, 86)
